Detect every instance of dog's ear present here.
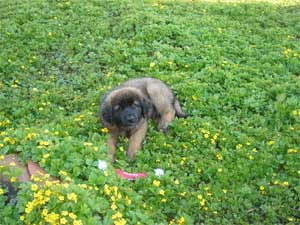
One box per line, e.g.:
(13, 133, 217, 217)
(102, 105, 113, 124)
(141, 98, 152, 117)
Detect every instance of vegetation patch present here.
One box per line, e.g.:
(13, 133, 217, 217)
(0, 0, 299, 224)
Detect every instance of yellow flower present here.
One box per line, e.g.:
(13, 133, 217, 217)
(200, 199, 206, 206)
(178, 192, 186, 198)
(114, 218, 126, 225)
(161, 198, 167, 202)
(43, 153, 50, 159)
(248, 155, 254, 160)
(101, 127, 109, 133)
(45, 189, 52, 196)
(213, 133, 219, 140)
(25, 202, 34, 214)
(61, 211, 68, 216)
(153, 180, 160, 187)
(31, 184, 38, 191)
(104, 184, 111, 195)
(159, 189, 165, 195)
(111, 203, 118, 210)
(59, 170, 68, 176)
(45, 212, 59, 223)
(259, 186, 265, 191)
(9, 161, 16, 166)
(236, 144, 243, 149)
(113, 186, 119, 195)
(282, 181, 289, 187)
(67, 193, 77, 202)
(0, 131, 7, 136)
(19, 215, 25, 221)
(112, 212, 123, 220)
(10, 177, 16, 182)
(217, 168, 222, 173)
(39, 141, 49, 146)
(60, 217, 67, 224)
(223, 189, 228, 194)
(204, 133, 209, 139)
(149, 62, 155, 68)
(174, 179, 180, 185)
(26, 132, 37, 140)
(42, 209, 48, 217)
(267, 140, 275, 145)
(216, 153, 223, 161)
(84, 142, 93, 146)
(74, 117, 81, 122)
(178, 217, 185, 225)
(206, 192, 212, 196)
(283, 48, 292, 56)
(287, 148, 297, 154)
(73, 220, 83, 225)
(210, 138, 216, 144)
(69, 213, 77, 220)
(192, 95, 197, 101)
(79, 184, 88, 189)
(0, 188, 4, 195)
(169, 219, 175, 225)
(58, 195, 64, 201)
(111, 196, 116, 202)
(125, 196, 131, 205)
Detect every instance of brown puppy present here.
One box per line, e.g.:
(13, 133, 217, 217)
(99, 77, 187, 162)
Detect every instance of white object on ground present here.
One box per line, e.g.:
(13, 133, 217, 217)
(154, 168, 164, 177)
(97, 160, 108, 171)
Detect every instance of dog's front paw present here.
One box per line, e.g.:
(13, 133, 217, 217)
(126, 151, 136, 161)
(161, 127, 169, 134)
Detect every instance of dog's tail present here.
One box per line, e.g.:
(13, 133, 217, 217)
(174, 99, 188, 118)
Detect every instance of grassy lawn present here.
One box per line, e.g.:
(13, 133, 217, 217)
(1, 0, 300, 224)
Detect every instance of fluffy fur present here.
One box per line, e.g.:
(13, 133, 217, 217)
(99, 77, 187, 162)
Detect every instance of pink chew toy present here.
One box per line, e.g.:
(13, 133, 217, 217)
(115, 169, 147, 180)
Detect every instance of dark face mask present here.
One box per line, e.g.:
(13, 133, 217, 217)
(114, 101, 142, 127)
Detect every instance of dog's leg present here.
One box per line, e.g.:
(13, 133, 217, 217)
(108, 133, 118, 163)
(127, 122, 147, 160)
(146, 84, 176, 133)
(158, 109, 175, 134)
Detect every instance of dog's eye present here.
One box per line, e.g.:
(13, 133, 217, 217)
(133, 101, 140, 106)
(114, 105, 120, 111)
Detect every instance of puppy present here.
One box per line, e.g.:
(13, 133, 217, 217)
(99, 77, 187, 162)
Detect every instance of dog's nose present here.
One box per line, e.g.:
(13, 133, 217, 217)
(126, 114, 136, 123)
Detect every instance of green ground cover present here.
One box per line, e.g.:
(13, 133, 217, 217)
(0, 0, 300, 224)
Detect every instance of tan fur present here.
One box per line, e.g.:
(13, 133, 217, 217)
(127, 121, 147, 160)
(100, 77, 187, 162)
